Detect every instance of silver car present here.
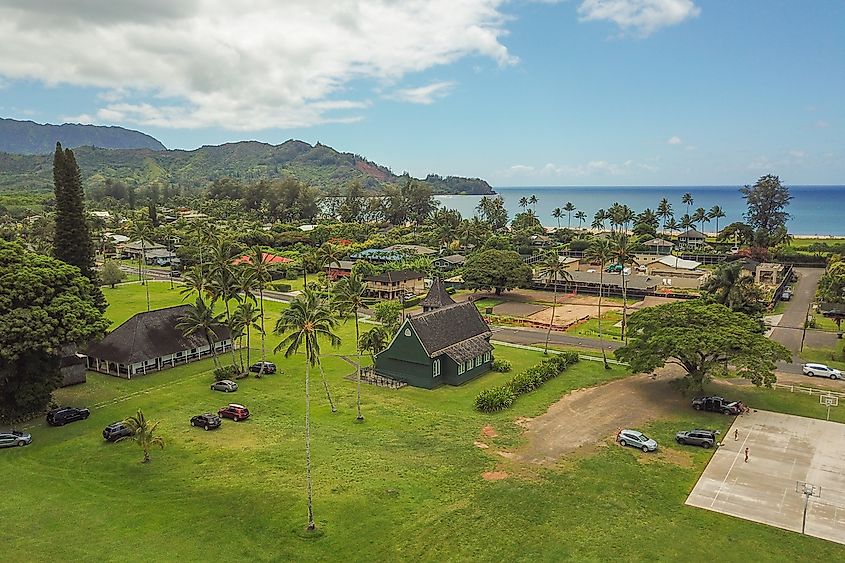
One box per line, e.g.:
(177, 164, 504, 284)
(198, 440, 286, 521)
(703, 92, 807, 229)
(618, 429, 658, 452)
(802, 363, 843, 380)
(0, 430, 32, 448)
(210, 379, 238, 392)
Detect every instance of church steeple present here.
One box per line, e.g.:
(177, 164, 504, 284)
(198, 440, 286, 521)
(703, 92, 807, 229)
(419, 277, 456, 313)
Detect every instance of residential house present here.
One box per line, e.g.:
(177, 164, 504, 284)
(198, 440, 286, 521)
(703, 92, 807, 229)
(433, 254, 466, 270)
(374, 299, 493, 389)
(85, 305, 232, 379)
(231, 252, 294, 267)
(677, 229, 707, 247)
(644, 255, 707, 288)
(364, 270, 426, 300)
(755, 262, 786, 285)
(531, 234, 554, 247)
(144, 248, 179, 266)
(536, 269, 660, 294)
(121, 239, 166, 260)
(351, 248, 405, 263)
(326, 260, 355, 280)
(642, 237, 674, 254)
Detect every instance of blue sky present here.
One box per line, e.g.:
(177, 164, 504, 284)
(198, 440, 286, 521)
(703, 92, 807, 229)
(0, 1, 842, 186)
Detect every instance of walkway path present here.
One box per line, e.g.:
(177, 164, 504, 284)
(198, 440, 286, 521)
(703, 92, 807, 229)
(769, 267, 822, 353)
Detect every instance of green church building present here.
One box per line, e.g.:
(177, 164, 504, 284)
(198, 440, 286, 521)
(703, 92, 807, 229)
(374, 279, 494, 389)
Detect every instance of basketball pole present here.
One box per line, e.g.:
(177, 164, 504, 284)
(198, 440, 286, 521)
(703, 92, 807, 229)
(802, 490, 810, 534)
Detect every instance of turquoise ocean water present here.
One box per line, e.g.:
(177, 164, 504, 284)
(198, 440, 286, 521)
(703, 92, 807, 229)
(436, 185, 845, 236)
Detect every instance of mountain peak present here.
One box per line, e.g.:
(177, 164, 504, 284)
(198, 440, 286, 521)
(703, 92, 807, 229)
(0, 118, 166, 154)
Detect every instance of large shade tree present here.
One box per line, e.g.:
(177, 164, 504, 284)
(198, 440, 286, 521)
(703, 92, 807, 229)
(0, 240, 109, 421)
(615, 301, 790, 391)
(274, 289, 341, 532)
(463, 249, 533, 296)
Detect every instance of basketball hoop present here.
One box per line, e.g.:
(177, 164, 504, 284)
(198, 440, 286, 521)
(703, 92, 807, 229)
(795, 481, 822, 534)
(820, 394, 839, 421)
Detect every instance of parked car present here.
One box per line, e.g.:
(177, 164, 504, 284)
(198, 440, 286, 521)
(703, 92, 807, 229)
(781, 289, 792, 301)
(218, 403, 250, 422)
(675, 429, 718, 448)
(170, 270, 182, 278)
(190, 413, 222, 431)
(605, 263, 624, 273)
(249, 361, 276, 374)
(691, 396, 744, 415)
(46, 406, 90, 426)
(617, 429, 658, 452)
(210, 379, 238, 392)
(0, 430, 32, 448)
(102, 421, 133, 442)
(802, 363, 843, 380)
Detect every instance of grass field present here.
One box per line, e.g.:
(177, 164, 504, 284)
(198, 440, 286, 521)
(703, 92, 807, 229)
(567, 310, 624, 341)
(800, 347, 845, 371)
(1, 284, 842, 561)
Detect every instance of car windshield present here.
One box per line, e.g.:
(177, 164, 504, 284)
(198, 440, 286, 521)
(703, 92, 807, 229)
(637, 434, 650, 441)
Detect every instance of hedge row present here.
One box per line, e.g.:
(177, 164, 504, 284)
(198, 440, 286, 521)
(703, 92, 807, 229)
(474, 352, 579, 412)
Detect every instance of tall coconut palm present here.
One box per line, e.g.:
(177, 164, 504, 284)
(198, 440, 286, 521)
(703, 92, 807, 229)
(552, 208, 562, 229)
(611, 234, 632, 341)
(177, 296, 224, 369)
(680, 214, 694, 230)
(245, 246, 272, 377)
(591, 209, 606, 232)
(708, 205, 726, 235)
(316, 243, 344, 280)
(233, 301, 262, 371)
(332, 273, 369, 420)
(274, 288, 341, 532)
(117, 409, 164, 463)
(657, 198, 673, 234)
(518, 196, 528, 210)
(585, 239, 613, 369)
(535, 250, 573, 355)
(180, 265, 210, 301)
(528, 194, 538, 212)
(620, 205, 635, 233)
(692, 207, 709, 232)
(130, 220, 152, 312)
(574, 210, 587, 230)
(665, 217, 680, 235)
(701, 262, 757, 312)
(209, 242, 241, 368)
(563, 202, 576, 228)
(359, 326, 389, 362)
(682, 192, 694, 216)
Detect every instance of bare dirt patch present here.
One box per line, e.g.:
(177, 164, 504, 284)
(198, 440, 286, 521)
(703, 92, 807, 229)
(513, 370, 686, 464)
(527, 304, 599, 326)
(481, 424, 498, 438)
(474, 441, 490, 449)
(492, 301, 547, 317)
(482, 471, 509, 481)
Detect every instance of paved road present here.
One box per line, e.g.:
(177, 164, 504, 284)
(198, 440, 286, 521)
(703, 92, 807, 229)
(491, 326, 620, 351)
(769, 267, 822, 353)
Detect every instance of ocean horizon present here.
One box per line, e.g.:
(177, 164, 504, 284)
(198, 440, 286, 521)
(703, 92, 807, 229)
(436, 185, 845, 237)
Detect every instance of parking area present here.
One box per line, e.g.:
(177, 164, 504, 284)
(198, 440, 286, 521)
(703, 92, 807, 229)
(686, 410, 845, 545)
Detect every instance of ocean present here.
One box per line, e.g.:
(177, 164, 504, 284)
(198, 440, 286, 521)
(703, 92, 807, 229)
(435, 185, 845, 237)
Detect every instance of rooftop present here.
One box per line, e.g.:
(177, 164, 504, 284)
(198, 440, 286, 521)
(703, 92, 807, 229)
(365, 269, 425, 283)
(407, 302, 492, 362)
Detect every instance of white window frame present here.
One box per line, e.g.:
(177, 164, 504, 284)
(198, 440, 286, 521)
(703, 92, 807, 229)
(433, 359, 441, 377)
(457, 361, 465, 375)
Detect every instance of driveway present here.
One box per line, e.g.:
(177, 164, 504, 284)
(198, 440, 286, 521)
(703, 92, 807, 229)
(769, 268, 823, 353)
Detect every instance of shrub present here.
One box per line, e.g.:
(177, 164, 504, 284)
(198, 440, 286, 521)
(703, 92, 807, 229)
(474, 387, 516, 413)
(507, 370, 544, 395)
(268, 281, 292, 292)
(213, 365, 239, 382)
(492, 358, 512, 372)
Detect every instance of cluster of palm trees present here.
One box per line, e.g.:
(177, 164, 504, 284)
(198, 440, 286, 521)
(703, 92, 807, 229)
(551, 202, 588, 230)
(657, 195, 726, 236)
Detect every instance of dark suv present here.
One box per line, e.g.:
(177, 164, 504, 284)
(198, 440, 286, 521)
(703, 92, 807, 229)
(691, 396, 744, 415)
(218, 403, 250, 422)
(46, 406, 90, 426)
(103, 421, 133, 442)
(190, 413, 222, 431)
(675, 429, 718, 448)
(249, 361, 276, 374)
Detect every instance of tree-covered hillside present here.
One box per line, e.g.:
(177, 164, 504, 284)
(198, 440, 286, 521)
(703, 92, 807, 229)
(0, 139, 494, 196)
(0, 118, 166, 154)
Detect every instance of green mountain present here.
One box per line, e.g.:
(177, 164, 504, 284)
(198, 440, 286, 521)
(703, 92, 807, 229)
(0, 118, 166, 154)
(0, 139, 494, 195)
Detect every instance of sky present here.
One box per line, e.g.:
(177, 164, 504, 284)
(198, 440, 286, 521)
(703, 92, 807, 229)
(0, 0, 843, 187)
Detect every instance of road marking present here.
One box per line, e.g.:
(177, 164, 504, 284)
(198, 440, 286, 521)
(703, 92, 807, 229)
(711, 421, 757, 508)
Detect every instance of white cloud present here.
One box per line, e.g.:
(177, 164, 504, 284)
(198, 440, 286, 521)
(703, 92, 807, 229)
(814, 120, 831, 129)
(0, 1, 514, 130)
(789, 150, 806, 159)
(504, 158, 657, 178)
(667, 135, 682, 145)
(578, 0, 700, 36)
(388, 81, 455, 105)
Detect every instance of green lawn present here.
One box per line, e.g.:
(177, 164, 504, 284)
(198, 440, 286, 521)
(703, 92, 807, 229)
(472, 298, 504, 311)
(567, 310, 624, 341)
(810, 312, 842, 333)
(1, 284, 841, 560)
(799, 347, 845, 371)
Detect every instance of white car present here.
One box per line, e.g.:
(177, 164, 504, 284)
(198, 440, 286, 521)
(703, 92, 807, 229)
(802, 363, 843, 380)
(617, 429, 658, 452)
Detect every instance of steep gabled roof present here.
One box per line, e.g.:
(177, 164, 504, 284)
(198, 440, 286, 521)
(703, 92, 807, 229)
(419, 278, 456, 311)
(407, 302, 491, 358)
(85, 305, 231, 364)
(677, 228, 706, 239)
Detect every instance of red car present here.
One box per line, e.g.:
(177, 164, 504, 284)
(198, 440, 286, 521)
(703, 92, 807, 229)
(218, 403, 250, 422)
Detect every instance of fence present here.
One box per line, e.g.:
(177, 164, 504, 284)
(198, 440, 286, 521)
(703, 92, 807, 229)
(357, 367, 407, 389)
(769, 263, 794, 307)
(772, 382, 845, 400)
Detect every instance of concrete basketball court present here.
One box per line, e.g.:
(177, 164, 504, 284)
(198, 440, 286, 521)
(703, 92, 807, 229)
(686, 410, 845, 545)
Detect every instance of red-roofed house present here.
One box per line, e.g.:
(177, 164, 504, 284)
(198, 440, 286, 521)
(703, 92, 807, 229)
(231, 252, 293, 266)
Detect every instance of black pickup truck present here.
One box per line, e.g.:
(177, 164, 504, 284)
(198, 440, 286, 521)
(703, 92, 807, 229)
(691, 396, 744, 415)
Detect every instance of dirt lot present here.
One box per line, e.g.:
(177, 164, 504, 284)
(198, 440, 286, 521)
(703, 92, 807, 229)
(514, 370, 687, 464)
(492, 302, 548, 317)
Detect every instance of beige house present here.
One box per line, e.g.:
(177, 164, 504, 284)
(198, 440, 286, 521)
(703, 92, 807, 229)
(364, 270, 426, 300)
(644, 256, 707, 288)
(755, 262, 786, 285)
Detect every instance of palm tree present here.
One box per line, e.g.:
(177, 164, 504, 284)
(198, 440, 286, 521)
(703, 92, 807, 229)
(584, 239, 613, 369)
(552, 208, 562, 229)
(611, 234, 632, 341)
(680, 214, 694, 230)
(232, 301, 262, 372)
(177, 297, 224, 369)
(620, 205, 635, 233)
(274, 288, 341, 532)
(332, 273, 369, 421)
(518, 197, 528, 210)
(528, 194, 538, 212)
(180, 265, 210, 301)
(657, 198, 673, 234)
(209, 258, 241, 369)
(708, 205, 726, 235)
(591, 209, 606, 232)
(316, 243, 344, 280)
(575, 210, 587, 230)
(682, 192, 694, 216)
(563, 202, 576, 228)
(130, 220, 151, 312)
(665, 217, 680, 235)
(244, 247, 272, 376)
(359, 326, 389, 362)
(692, 207, 708, 231)
(535, 250, 574, 354)
(117, 409, 164, 463)
(190, 221, 218, 272)
(701, 262, 757, 311)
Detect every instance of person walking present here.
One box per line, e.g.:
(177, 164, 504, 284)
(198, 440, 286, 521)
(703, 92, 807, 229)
(744, 447, 749, 463)
(734, 429, 738, 441)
